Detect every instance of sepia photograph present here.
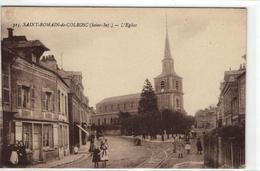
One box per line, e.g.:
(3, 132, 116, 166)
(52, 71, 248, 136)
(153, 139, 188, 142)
(0, 7, 246, 168)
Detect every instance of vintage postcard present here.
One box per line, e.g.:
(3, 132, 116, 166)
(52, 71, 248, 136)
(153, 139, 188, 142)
(0, 7, 246, 168)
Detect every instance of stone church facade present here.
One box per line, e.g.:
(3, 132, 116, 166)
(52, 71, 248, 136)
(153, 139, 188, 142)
(92, 26, 185, 126)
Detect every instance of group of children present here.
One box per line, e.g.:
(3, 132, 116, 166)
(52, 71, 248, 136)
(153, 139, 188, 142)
(172, 135, 203, 158)
(89, 137, 109, 168)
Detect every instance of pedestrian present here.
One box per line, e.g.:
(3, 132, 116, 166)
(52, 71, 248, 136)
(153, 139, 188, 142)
(9, 143, 18, 166)
(89, 139, 95, 153)
(172, 136, 176, 153)
(17, 141, 28, 165)
(185, 139, 191, 154)
(176, 136, 184, 158)
(100, 139, 109, 168)
(92, 144, 101, 168)
(196, 138, 203, 155)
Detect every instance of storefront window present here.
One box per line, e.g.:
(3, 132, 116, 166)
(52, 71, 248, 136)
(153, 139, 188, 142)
(22, 123, 32, 150)
(43, 124, 53, 148)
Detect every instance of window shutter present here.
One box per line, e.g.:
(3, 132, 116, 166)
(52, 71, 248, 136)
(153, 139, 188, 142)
(31, 87, 35, 110)
(17, 85, 22, 107)
(52, 93, 55, 112)
(42, 91, 45, 111)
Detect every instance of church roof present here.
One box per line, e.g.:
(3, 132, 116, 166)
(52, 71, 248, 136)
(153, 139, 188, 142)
(98, 93, 141, 104)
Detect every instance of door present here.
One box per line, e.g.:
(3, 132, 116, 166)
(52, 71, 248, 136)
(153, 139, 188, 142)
(33, 124, 42, 161)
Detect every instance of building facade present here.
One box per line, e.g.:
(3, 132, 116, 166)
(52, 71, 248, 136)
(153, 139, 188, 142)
(154, 28, 184, 112)
(58, 70, 91, 151)
(92, 93, 140, 126)
(194, 106, 217, 136)
(1, 29, 70, 163)
(217, 65, 246, 127)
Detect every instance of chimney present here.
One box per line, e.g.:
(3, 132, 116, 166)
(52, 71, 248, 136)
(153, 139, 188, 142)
(7, 28, 13, 38)
(40, 55, 58, 71)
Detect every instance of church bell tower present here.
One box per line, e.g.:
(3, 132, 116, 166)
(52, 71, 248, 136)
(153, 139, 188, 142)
(154, 17, 184, 112)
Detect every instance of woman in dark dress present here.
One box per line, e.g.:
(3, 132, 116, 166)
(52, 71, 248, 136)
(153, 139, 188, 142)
(92, 145, 101, 168)
(196, 138, 203, 154)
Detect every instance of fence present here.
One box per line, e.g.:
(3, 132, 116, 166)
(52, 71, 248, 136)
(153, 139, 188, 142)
(221, 139, 245, 168)
(204, 135, 245, 168)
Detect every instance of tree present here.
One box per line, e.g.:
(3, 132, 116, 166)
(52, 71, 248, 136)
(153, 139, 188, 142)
(138, 79, 158, 114)
(138, 79, 159, 138)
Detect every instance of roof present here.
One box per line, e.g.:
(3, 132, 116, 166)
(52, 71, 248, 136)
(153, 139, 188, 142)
(224, 70, 245, 82)
(3, 36, 27, 42)
(3, 40, 49, 51)
(98, 93, 141, 104)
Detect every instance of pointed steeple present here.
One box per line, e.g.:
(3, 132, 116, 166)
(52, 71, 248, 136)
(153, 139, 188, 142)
(161, 15, 175, 75)
(164, 15, 172, 59)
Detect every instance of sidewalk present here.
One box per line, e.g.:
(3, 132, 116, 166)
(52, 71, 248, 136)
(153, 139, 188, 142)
(27, 144, 90, 168)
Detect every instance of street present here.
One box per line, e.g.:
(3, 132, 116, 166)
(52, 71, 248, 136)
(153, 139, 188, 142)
(57, 136, 204, 168)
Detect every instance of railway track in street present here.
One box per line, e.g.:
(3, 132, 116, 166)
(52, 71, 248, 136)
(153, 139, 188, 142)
(136, 141, 172, 168)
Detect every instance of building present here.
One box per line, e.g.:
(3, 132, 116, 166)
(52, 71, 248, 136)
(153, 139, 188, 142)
(92, 93, 140, 126)
(1, 29, 70, 163)
(93, 24, 185, 126)
(154, 26, 184, 112)
(217, 65, 246, 127)
(204, 62, 246, 168)
(58, 70, 91, 151)
(194, 106, 217, 136)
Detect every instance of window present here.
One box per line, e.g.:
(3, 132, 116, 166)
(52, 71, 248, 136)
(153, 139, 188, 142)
(65, 96, 67, 115)
(176, 81, 179, 90)
(98, 119, 100, 125)
(105, 106, 107, 112)
(160, 81, 165, 89)
(104, 118, 106, 125)
(58, 90, 61, 113)
(42, 91, 52, 111)
(124, 104, 126, 110)
(17, 85, 30, 109)
(59, 125, 62, 147)
(43, 124, 53, 148)
(31, 87, 35, 110)
(131, 102, 134, 108)
(176, 98, 180, 108)
(22, 123, 32, 149)
(2, 64, 10, 103)
(117, 104, 120, 110)
(110, 118, 113, 124)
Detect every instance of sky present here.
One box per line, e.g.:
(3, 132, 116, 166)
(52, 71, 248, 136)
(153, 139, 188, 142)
(1, 7, 246, 115)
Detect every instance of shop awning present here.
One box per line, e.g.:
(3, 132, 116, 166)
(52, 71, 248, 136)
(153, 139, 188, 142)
(76, 124, 89, 136)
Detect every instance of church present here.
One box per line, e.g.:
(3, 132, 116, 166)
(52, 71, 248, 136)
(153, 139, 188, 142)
(92, 24, 185, 126)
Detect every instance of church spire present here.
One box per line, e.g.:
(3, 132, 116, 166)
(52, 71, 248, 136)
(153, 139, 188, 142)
(164, 15, 172, 59)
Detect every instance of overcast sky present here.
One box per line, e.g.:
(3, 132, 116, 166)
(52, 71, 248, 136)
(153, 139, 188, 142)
(2, 7, 246, 115)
